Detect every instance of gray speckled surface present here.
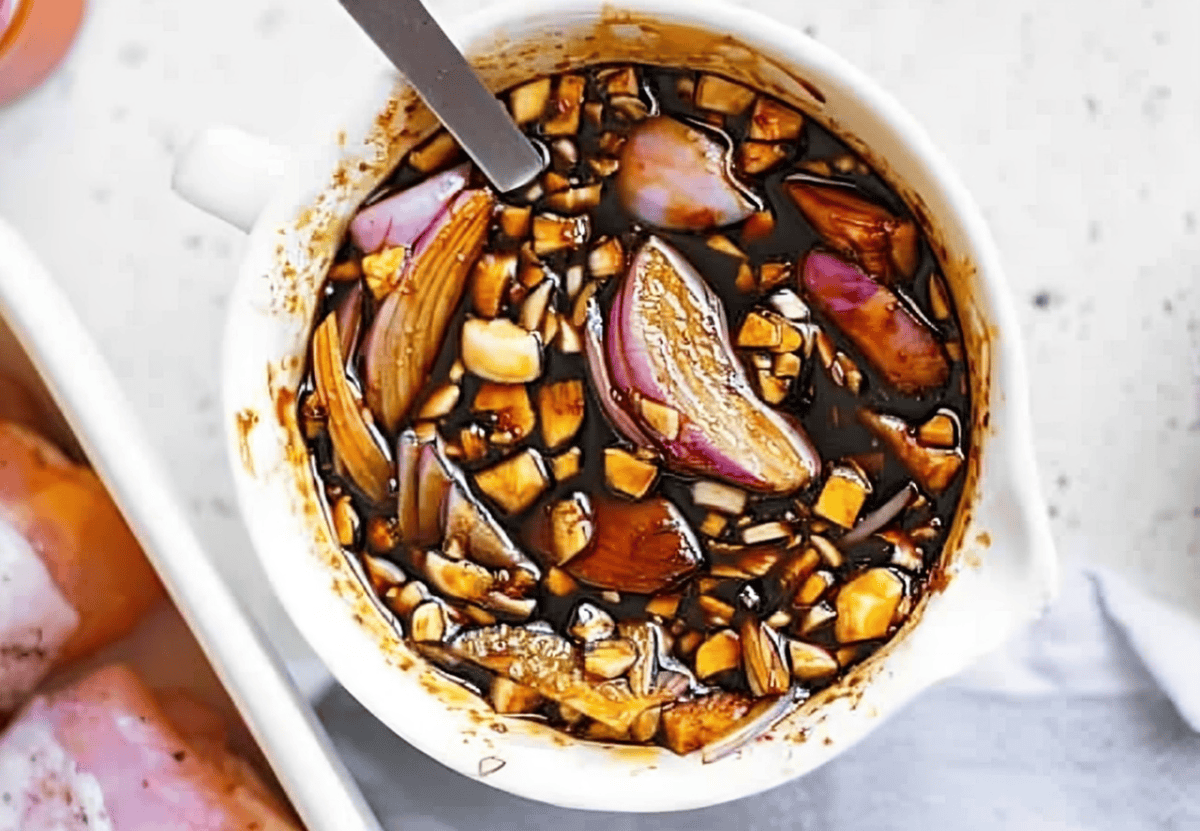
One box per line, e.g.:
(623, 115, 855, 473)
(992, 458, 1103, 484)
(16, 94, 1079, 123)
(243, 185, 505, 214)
(0, 0, 1198, 806)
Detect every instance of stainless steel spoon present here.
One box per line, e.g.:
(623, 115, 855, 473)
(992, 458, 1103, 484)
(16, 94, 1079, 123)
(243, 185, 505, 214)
(337, 0, 545, 193)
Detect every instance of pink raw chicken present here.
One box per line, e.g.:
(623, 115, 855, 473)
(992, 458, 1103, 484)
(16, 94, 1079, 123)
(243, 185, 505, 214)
(0, 421, 162, 710)
(0, 664, 301, 830)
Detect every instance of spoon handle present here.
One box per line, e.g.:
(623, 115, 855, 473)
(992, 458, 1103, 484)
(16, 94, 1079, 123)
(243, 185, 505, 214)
(338, 0, 544, 193)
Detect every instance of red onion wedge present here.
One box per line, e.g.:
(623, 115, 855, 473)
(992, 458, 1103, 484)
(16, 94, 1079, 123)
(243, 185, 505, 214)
(311, 313, 391, 503)
(604, 237, 820, 494)
(785, 178, 919, 283)
(838, 482, 916, 548)
(801, 251, 949, 395)
(701, 689, 802, 763)
(616, 117, 757, 231)
(349, 163, 470, 254)
(334, 282, 363, 364)
(395, 428, 540, 581)
(581, 295, 654, 448)
(363, 189, 495, 433)
(859, 409, 964, 494)
(395, 429, 423, 542)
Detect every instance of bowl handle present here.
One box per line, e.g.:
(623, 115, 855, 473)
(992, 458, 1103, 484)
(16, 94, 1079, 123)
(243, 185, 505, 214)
(172, 126, 290, 233)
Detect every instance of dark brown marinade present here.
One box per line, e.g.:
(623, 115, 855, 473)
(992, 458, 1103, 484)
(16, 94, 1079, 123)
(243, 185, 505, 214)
(301, 63, 970, 751)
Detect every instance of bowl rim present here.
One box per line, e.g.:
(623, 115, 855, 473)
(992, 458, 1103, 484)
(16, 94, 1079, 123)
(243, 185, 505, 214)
(219, 0, 1056, 811)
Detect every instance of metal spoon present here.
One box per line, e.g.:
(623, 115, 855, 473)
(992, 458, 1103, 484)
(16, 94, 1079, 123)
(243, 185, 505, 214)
(337, 0, 545, 193)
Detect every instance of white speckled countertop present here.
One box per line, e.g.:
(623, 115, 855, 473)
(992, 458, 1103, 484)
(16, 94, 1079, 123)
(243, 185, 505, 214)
(1, 0, 1198, 665)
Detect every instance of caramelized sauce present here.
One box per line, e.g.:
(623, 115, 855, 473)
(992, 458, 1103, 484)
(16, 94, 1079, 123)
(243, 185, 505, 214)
(302, 63, 971, 750)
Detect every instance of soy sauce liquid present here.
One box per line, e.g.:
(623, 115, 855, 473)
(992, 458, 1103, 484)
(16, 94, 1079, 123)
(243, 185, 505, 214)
(307, 64, 971, 721)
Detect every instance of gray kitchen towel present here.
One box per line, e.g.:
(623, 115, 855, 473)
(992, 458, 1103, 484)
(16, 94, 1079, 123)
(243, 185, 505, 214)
(311, 558, 1200, 829)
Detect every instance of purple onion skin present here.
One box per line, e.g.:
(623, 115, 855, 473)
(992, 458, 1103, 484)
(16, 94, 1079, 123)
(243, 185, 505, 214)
(604, 238, 820, 494)
(349, 163, 470, 254)
(414, 440, 449, 544)
(362, 189, 493, 431)
(603, 282, 638, 396)
(801, 252, 949, 395)
(363, 188, 477, 403)
(615, 117, 756, 232)
(334, 282, 363, 362)
(582, 297, 655, 448)
(360, 292, 395, 407)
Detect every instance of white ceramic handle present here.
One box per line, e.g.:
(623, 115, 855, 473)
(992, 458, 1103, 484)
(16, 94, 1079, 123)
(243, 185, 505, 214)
(172, 126, 290, 233)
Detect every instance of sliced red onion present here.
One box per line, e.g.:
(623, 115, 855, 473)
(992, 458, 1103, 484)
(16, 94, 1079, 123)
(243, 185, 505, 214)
(581, 296, 654, 447)
(395, 429, 422, 540)
(415, 440, 451, 544)
(602, 283, 639, 401)
(363, 189, 494, 433)
(443, 480, 539, 579)
(785, 178, 919, 282)
(616, 117, 757, 231)
(604, 237, 820, 494)
(801, 252, 948, 394)
(394, 430, 540, 583)
(311, 314, 392, 503)
(859, 409, 963, 494)
(701, 690, 802, 763)
(349, 163, 470, 254)
(334, 282, 363, 363)
(838, 482, 916, 548)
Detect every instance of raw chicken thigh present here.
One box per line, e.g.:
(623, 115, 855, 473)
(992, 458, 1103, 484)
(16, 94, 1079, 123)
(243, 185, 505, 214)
(0, 664, 301, 830)
(0, 421, 162, 710)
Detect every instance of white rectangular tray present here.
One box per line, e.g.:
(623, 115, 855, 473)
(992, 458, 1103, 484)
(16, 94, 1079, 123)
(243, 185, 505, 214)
(0, 217, 382, 831)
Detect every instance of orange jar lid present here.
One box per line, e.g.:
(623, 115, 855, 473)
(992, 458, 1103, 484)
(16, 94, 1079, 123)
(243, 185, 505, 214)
(0, 0, 85, 106)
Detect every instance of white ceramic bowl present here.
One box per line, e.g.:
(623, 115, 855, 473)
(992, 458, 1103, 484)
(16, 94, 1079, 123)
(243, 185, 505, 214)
(174, 0, 1057, 812)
